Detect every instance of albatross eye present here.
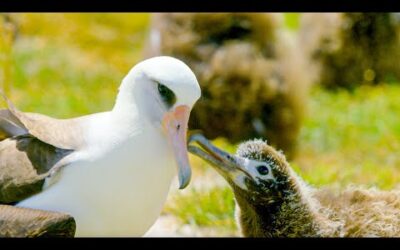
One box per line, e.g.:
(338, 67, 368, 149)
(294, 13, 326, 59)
(157, 83, 176, 108)
(256, 165, 269, 175)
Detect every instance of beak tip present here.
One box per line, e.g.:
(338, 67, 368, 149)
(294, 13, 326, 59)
(178, 172, 191, 189)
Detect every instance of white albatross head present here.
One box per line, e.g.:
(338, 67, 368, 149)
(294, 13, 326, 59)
(113, 56, 201, 189)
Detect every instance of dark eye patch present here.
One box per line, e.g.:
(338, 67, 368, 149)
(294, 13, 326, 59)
(256, 165, 269, 175)
(157, 83, 176, 108)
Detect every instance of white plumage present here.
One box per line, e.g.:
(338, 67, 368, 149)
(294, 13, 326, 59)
(15, 56, 201, 236)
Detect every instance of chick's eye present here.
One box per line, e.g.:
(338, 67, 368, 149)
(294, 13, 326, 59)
(157, 83, 176, 108)
(256, 165, 269, 175)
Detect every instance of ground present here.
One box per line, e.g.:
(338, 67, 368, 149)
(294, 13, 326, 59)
(1, 13, 400, 237)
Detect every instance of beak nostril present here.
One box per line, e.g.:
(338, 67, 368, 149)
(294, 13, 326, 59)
(177, 124, 181, 131)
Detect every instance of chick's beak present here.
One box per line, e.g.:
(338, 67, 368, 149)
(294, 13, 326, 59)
(187, 133, 251, 180)
(162, 105, 192, 189)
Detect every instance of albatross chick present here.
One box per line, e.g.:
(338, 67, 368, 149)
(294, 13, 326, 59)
(189, 134, 400, 237)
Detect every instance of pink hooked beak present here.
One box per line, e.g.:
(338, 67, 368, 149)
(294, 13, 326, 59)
(162, 105, 192, 189)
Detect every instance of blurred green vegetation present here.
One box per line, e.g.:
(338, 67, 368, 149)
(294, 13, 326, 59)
(5, 13, 150, 117)
(284, 13, 300, 31)
(296, 84, 400, 189)
(0, 15, 14, 94)
(2, 13, 400, 236)
(167, 186, 237, 231)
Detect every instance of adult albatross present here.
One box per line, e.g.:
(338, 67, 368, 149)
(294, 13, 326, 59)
(0, 56, 201, 237)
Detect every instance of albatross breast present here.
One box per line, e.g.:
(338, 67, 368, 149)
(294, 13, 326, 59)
(18, 121, 176, 236)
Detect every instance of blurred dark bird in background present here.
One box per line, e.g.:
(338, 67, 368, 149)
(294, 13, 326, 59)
(144, 13, 309, 158)
(299, 13, 400, 89)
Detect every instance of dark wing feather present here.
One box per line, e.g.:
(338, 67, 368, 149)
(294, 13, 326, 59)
(0, 135, 73, 204)
(0, 93, 81, 236)
(0, 92, 89, 204)
(0, 205, 76, 237)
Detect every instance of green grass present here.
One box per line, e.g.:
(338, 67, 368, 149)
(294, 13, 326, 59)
(5, 13, 150, 117)
(296, 84, 400, 189)
(165, 186, 237, 234)
(3, 13, 400, 236)
(284, 13, 301, 31)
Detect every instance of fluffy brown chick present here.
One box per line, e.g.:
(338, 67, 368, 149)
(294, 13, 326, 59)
(188, 133, 400, 237)
(299, 13, 400, 89)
